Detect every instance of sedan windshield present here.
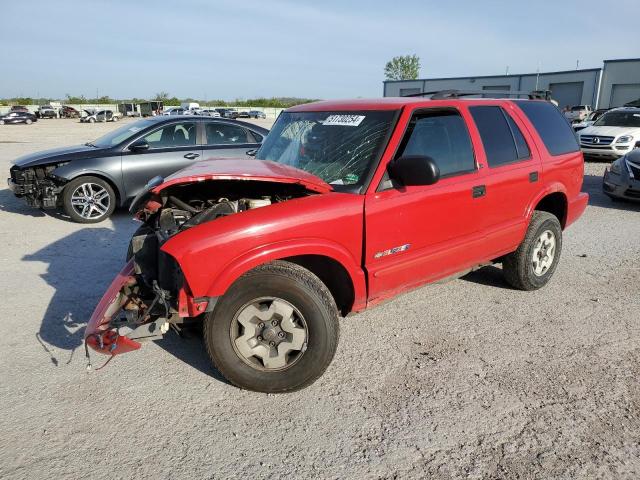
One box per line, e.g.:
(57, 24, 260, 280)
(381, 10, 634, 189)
(593, 111, 640, 127)
(91, 118, 156, 147)
(255, 110, 396, 190)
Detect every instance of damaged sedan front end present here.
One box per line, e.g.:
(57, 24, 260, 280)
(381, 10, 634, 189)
(8, 163, 68, 208)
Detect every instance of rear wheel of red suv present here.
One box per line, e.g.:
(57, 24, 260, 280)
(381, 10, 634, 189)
(203, 261, 339, 393)
(502, 211, 563, 291)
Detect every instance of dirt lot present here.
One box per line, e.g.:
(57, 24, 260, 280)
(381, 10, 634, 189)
(0, 118, 639, 479)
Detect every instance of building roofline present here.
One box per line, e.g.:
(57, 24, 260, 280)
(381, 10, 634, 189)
(383, 67, 601, 84)
(603, 58, 640, 64)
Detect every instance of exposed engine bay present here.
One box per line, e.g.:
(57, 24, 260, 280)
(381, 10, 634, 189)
(86, 180, 314, 357)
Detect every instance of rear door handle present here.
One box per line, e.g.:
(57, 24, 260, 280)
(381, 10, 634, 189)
(472, 185, 486, 198)
(184, 153, 200, 160)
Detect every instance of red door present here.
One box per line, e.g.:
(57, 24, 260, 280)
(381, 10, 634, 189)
(364, 107, 489, 305)
(465, 102, 543, 258)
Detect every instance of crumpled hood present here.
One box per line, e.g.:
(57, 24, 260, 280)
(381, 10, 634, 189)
(578, 125, 640, 138)
(12, 144, 107, 168)
(156, 158, 333, 194)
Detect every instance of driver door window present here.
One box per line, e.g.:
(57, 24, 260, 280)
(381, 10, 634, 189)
(397, 110, 476, 177)
(143, 122, 197, 148)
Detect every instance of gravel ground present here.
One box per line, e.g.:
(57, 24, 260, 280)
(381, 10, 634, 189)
(0, 119, 639, 479)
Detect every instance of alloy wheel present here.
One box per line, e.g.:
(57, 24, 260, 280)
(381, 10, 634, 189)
(70, 182, 111, 220)
(230, 297, 308, 371)
(532, 229, 556, 276)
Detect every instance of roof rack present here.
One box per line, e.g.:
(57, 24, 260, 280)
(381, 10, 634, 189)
(402, 89, 552, 100)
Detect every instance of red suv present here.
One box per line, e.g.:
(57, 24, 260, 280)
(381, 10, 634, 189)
(85, 95, 588, 392)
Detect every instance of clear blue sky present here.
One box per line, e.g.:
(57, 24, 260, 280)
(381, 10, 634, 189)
(1, 0, 638, 100)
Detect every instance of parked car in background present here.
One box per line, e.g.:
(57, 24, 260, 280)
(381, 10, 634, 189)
(60, 105, 80, 118)
(10, 105, 29, 113)
(199, 108, 221, 117)
(603, 149, 640, 201)
(248, 110, 267, 119)
(236, 111, 250, 118)
(84, 95, 588, 392)
(162, 107, 185, 116)
(80, 109, 121, 123)
(578, 107, 640, 159)
(0, 111, 37, 125)
(216, 108, 237, 118)
(36, 105, 57, 119)
(8, 117, 269, 223)
(572, 108, 609, 131)
(181, 102, 200, 112)
(565, 105, 593, 122)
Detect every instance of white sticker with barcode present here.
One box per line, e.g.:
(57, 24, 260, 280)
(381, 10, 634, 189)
(322, 114, 365, 127)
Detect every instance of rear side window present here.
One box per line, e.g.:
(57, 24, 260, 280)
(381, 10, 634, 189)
(515, 101, 579, 156)
(397, 110, 475, 177)
(205, 123, 252, 145)
(470, 106, 531, 167)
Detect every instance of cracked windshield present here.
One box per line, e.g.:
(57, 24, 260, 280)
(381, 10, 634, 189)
(256, 111, 396, 189)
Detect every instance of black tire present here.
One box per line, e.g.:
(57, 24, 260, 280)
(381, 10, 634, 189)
(503, 211, 563, 291)
(62, 176, 116, 223)
(203, 260, 339, 393)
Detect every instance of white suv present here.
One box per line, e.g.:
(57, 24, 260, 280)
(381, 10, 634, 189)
(578, 107, 640, 159)
(565, 105, 592, 122)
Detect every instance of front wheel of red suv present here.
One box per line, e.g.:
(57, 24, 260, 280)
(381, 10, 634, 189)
(203, 261, 339, 393)
(502, 211, 563, 291)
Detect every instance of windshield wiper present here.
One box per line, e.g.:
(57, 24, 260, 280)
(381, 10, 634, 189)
(84, 142, 98, 148)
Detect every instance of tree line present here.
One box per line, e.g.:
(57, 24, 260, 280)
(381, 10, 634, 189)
(0, 93, 319, 107)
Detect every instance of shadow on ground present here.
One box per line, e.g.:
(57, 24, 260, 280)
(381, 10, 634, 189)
(20, 208, 226, 382)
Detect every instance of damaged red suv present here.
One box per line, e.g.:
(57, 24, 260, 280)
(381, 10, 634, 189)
(86, 95, 588, 392)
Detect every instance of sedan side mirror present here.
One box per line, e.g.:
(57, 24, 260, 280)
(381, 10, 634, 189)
(130, 139, 150, 152)
(387, 155, 440, 186)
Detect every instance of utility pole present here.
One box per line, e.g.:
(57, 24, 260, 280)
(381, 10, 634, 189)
(576, 59, 580, 70)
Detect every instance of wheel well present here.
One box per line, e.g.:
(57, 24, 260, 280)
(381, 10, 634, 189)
(66, 173, 122, 206)
(284, 255, 355, 317)
(534, 192, 567, 228)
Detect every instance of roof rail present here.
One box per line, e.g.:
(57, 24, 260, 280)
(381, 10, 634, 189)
(402, 89, 552, 100)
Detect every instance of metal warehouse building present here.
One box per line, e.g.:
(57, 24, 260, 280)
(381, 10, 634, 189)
(383, 58, 640, 109)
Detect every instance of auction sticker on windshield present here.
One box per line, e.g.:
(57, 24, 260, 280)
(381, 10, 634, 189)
(322, 115, 365, 127)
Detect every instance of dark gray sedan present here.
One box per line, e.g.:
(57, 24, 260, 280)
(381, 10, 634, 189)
(8, 116, 268, 223)
(603, 148, 640, 202)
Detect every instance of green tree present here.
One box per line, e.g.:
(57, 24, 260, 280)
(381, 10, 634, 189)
(154, 91, 170, 102)
(384, 55, 420, 81)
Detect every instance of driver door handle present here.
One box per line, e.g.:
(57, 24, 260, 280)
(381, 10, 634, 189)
(184, 153, 200, 160)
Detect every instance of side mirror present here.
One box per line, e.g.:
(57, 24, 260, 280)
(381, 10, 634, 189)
(130, 139, 150, 152)
(387, 155, 440, 186)
(246, 148, 258, 157)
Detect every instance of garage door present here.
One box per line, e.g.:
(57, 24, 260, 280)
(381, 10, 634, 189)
(610, 84, 640, 107)
(482, 85, 510, 98)
(549, 82, 584, 109)
(399, 88, 421, 97)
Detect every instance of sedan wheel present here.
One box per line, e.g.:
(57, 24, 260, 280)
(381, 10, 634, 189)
(0, 120, 4, 125)
(63, 176, 116, 223)
(26, 119, 32, 125)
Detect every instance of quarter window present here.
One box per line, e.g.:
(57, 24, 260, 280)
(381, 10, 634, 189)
(397, 110, 475, 177)
(469, 106, 530, 167)
(514, 100, 579, 156)
(142, 122, 197, 148)
(206, 123, 253, 145)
